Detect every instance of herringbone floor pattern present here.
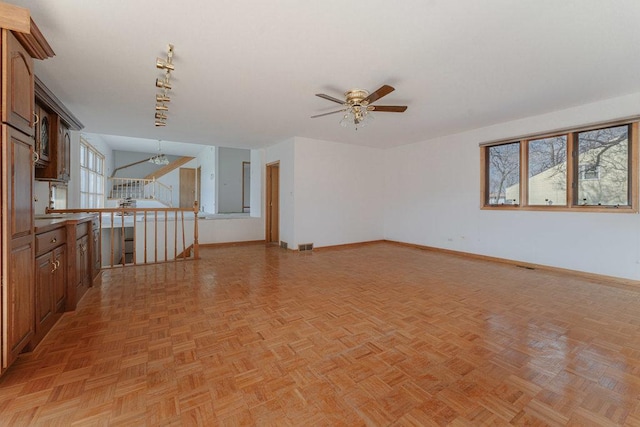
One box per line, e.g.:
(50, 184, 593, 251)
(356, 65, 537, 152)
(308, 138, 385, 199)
(1, 242, 640, 426)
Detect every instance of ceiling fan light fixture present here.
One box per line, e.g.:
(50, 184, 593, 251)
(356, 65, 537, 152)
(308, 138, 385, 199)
(149, 141, 170, 164)
(340, 105, 373, 130)
(312, 84, 406, 129)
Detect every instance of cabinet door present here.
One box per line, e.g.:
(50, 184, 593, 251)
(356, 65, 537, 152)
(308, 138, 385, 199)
(53, 245, 67, 312)
(34, 104, 51, 166)
(5, 126, 34, 239)
(35, 252, 54, 336)
(92, 227, 101, 278)
(2, 125, 35, 367)
(60, 125, 70, 181)
(75, 235, 90, 305)
(2, 30, 34, 135)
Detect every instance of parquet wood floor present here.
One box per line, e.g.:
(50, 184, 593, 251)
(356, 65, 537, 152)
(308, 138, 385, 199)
(2, 242, 640, 426)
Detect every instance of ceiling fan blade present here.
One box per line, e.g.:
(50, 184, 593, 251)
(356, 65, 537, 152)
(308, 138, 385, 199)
(311, 109, 347, 118)
(363, 85, 394, 104)
(316, 93, 345, 105)
(368, 105, 407, 113)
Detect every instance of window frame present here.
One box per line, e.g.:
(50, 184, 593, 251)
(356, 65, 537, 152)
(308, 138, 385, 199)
(480, 119, 638, 213)
(80, 137, 105, 209)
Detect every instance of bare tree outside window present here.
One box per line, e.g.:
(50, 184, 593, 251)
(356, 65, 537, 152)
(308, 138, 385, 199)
(488, 142, 520, 204)
(576, 125, 629, 206)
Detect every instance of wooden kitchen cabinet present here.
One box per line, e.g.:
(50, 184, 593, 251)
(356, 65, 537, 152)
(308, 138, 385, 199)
(91, 219, 101, 279)
(34, 102, 51, 166)
(34, 78, 80, 182)
(64, 219, 92, 311)
(0, 4, 57, 376)
(2, 124, 35, 368)
(35, 113, 67, 181)
(33, 226, 67, 347)
(1, 29, 34, 136)
(60, 122, 71, 181)
(76, 234, 91, 304)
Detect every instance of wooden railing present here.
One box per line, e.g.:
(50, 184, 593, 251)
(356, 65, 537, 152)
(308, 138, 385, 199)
(46, 203, 199, 268)
(108, 177, 173, 207)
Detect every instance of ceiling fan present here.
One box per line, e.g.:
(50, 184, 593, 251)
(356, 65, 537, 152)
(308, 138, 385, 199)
(311, 84, 407, 129)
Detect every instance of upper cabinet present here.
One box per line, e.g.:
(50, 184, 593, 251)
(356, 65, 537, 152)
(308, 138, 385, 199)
(2, 29, 34, 136)
(34, 102, 51, 165)
(34, 77, 82, 182)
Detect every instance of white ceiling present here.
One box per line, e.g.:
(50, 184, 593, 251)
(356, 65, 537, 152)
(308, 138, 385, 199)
(12, 0, 640, 152)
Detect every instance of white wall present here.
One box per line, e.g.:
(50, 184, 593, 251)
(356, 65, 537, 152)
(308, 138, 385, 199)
(294, 137, 385, 248)
(384, 92, 640, 280)
(198, 217, 264, 244)
(250, 149, 264, 218)
(216, 147, 250, 213)
(196, 146, 216, 213)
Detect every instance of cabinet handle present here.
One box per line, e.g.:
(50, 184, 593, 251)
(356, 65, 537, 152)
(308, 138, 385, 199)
(33, 151, 40, 164)
(33, 112, 39, 125)
(50, 237, 57, 243)
(54, 260, 60, 268)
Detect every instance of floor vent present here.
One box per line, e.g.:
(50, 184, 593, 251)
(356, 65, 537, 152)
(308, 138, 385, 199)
(280, 241, 288, 250)
(298, 243, 314, 252)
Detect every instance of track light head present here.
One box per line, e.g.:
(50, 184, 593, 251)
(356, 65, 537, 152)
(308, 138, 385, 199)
(156, 78, 172, 90)
(156, 58, 175, 71)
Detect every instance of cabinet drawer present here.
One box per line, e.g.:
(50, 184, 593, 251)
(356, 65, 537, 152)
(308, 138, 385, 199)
(36, 228, 66, 255)
(76, 222, 89, 238)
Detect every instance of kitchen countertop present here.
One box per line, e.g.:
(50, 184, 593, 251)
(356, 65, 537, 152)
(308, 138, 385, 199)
(34, 213, 97, 234)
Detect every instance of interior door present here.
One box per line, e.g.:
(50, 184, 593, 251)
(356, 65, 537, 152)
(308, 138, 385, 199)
(242, 161, 250, 213)
(266, 162, 279, 244)
(179, 167, 196, 208)
(196, 166, 201, 212)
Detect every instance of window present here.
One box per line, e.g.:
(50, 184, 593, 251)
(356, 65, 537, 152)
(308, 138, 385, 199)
(528, 136, 567, 206)
(487, 142, 520, 205)
(80, 138, 105, 208)
(481, 121, 637, 212)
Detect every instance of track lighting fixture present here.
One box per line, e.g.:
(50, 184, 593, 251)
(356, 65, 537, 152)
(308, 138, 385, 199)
(154, 44, 174, 127)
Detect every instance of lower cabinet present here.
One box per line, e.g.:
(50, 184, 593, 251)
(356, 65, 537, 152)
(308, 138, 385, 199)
(91, 219, 101, 279)
(32, 226, 67, 348)
(76, 234, 91, 303)
(34, 245, 66, 346)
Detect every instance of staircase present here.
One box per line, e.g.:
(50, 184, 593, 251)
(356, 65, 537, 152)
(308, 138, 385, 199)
(108, 177, 173, 207)
(109, 155, 195, 207)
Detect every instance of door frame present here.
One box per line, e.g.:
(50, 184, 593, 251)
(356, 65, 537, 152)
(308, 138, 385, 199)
(265, 161, 280, 244)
